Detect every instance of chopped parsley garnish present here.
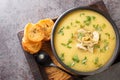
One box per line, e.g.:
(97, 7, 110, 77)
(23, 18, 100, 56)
(66, 25, 70, 29)
(93, 24, 102, 31)
(86, 16, 91, 21)
(84, 16, 91, 26)
(100, 39, 109, 52)
(94, 57, 99, 65)
(58, 27, 64, 35)
(92, 16, 96, 20)
(67, 62, 75, 67)
(103, 39, 109, 47)
(59, 53, 64, 61)
(102, 23, 106, 29)
(105, 33, 110, 39)
(67, 46, 72, 48)
(61, 39, 72, 49)
(80, 13, 85, 16)
(97, 64, 102, 67)
(93, 57, 102, 67)
(70, 22, 73, 26)
(82, 56, 87, 65)
(72, 54, 80, 63)
(80, 24, 85, 28)
(71, 33, 74, 39)
(67, 39, 72, 45)
(94, 44, 100, 48)
(61, 43, 66, 46)
(75, 20, 80, 23)
(83, 16, 96, 26)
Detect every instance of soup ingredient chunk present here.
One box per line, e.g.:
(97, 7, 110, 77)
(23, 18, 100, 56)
(76, 29, 99, 53)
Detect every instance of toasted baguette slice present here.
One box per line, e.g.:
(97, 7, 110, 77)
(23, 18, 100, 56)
(22, 37, 29, 52)
(22, 37, 42, 54)
(23, 23, 33, 42)
(25, 23, 45, 42)
(37, 18, 54, 41)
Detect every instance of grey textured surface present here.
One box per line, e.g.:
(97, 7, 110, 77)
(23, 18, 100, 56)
(0, 0, 120, 80)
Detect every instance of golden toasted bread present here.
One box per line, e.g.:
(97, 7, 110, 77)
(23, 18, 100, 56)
(25, 23, 45, 42)
(22, 18, 54, 54)
(22, 37, 29, 52)
(37, 18, 54, 41)
(22, 37, 42, 54)
(23, 23, 33, 42)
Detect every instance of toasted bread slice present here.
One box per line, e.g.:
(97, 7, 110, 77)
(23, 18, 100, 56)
(22, 37, 29, 52)
(25, 23, 45, 42)
(22, 37, 42, 54)
(23, 23, 33, 42)
(37, 18, 54, 41)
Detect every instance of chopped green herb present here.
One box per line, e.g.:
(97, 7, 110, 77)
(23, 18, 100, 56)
(94, 44, 100, 48)
(84, 16, 96, 26)
(103, 45, 109, 51)
(80, 13, 85, 16)
(67, 62, 76, 67)
(67, 39, 72, 45)
(84, 16, 91, 26)
(58, 27, 64, 35)
(61, 43, 72, 48)
(100, 48, 104, 52)
(102, 23, 106, 29)
(103, 39, 109, 46)
(67, 45, 72, 48)
(71, 62, 75, 67)
(66, 26, 70, 29)
(61, 43, 66, 46)
(72, 54, 80, 63)
(59, 53, 64, 61)
(92, 16, 96, 20)
(105, 33, 110, 39)
(94, 57, 99, 65)
(80, 24, 85, 28)
(100, 39, 109, 52)
(82, 56, 87, 65)
(86, 16, 91, 21)
(75, 20, 80, 23)
(78, 32, 85, 39)
(93, 58, 102, 67)
(100, 47, 108, 52)
(71, 33, 74, 39)
(70, 22, 73, 26)
(93, 24, 102, 31)
(84, 21, 90, 26)
(97, 64, 102, 67)
(67, 63, 71, 67)
(61, 39, 72, 49)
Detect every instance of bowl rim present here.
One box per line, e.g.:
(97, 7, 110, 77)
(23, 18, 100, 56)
(51, 6, 120, 75)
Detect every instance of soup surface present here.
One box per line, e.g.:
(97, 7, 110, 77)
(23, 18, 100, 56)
(54, 10, 116, 72)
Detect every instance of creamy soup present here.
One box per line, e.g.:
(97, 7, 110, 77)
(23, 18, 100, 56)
(54, 10, 116, 72)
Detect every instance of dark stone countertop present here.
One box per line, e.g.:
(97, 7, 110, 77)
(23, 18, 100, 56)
(0, 0, 120, 80)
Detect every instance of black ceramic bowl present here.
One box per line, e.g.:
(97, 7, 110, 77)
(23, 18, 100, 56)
(51, 7, 120, 75)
